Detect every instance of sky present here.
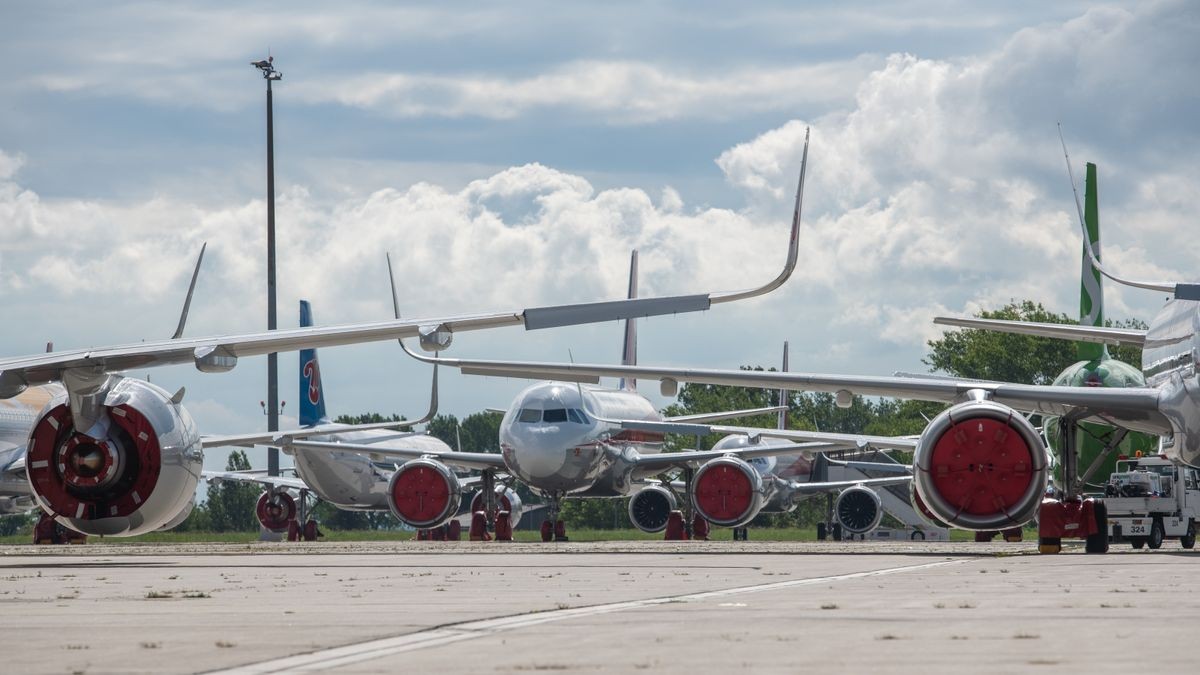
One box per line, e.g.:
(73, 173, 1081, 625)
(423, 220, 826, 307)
(1, 1, 1197, 474)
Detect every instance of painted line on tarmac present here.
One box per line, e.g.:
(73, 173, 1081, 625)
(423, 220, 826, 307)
(208, 558, 967, 674)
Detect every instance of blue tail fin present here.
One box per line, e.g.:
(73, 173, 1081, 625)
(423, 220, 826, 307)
(299, 300, 328, 426)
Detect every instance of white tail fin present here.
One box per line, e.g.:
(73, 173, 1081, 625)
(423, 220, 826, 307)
(619, 250, 638, 391)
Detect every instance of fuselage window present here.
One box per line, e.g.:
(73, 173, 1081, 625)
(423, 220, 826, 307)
(518, 408, 542, 423)
(543, 408, 568, 423)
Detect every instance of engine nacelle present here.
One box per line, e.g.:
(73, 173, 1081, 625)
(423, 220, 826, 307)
(256, 491, 297, 533)
(912, 400, 1048, 531)
(691, 456, 767, 528)
(834, 485, 883, 534)
(25, 377, 202, 536)
(470, 486, 525, 524)
(628, 484, 678, 533)
(387, 458, 462, 529)
(156, 497, 196, 532)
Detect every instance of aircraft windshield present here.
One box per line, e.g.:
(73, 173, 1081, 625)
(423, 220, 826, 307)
(516, 408, 590, 424)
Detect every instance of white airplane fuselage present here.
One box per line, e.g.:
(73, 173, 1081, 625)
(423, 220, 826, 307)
(287, 426, 453, 510)
(0, 385, 60, 514)
(499, 382, 663, 496)
(1142, 298, 1200, 467)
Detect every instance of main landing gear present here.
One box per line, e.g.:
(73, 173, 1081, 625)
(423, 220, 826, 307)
(1038, 413, 1118, 554)
(33, 513, 87, 545)
(285, 490, 322, 542)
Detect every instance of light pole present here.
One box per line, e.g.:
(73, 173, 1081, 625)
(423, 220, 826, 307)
(252, 55, 283, 477)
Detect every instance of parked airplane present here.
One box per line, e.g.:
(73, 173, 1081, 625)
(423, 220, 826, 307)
(2, 219, 779, 539)
(204, 301, 505, 540)
(648, 342, 914, 541)
(385, 155, 1194, 554)
(279, 137, 921, 541)
(1039, 162, 1157, 481)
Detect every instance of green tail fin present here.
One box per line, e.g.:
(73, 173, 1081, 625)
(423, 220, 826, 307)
(1078, 162, 1106, 362)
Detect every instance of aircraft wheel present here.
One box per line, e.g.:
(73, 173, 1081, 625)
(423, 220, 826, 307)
(831, 523, 843, 541)
(1148, 519, 1165, 550)
(1038, 537, 1062, 555)
(816, 523, 827, 541)
(1085, 502, 1109, 554)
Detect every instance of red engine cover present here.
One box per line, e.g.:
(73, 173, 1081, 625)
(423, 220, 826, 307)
(389, 461, 459, 528)
(27, 403, 161, 520)
(928, 417, 1034, 516)
(256, 492, 297, 533)
(693, 463, 754, 524)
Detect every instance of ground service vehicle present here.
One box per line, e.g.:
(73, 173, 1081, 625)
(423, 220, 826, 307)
(1104, 455, 1199, 550)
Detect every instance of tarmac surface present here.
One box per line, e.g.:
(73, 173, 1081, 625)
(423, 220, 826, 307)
(2, 540, 1197, 674)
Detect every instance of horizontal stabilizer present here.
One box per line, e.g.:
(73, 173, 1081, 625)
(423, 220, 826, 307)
(933, 316, 1145, 347)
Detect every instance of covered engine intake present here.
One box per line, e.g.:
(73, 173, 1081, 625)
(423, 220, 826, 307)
(470, 486, 525, 525)
(834, 485, 882, 534)
(25, 378, 202, 536)
(387, 458, 462, 529)
(690, 456, 767, 528)
(256, 491, 297, 533)
(628, 484, 677, 532)
(912, 400, 1047, 531)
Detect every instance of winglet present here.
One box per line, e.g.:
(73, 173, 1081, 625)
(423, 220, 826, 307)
(171, 242, 207, 339)
(1058, 125, 1200, 299)
(620, 250, 639, 392)
(710, 126, 808, 305)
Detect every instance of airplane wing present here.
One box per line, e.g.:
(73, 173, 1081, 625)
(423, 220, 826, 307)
(202, 422, 427, 449)
(611, 418, 917, 451)
(415, 356, 1171, 435)
(629, 440, 886, 472)
(664, 405, 788, 423)
(787, 475, 912, 495)
(287, 440, 507, 472)
(202, 470, 310, 491)
(933, 317, 1147, 347)
(0, 292, 724, 395)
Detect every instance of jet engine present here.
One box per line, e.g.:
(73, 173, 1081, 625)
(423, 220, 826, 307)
(470, 486, 525, 524)
(628, 484, 677, 533)
(156, 497, 196, 532)
(912, 399, 1047, 531)
(25, 378, 203, 536)
(255, 491, 297, 533)
(834, 485, 882, 534)
(386, 458, 462, 529)
(691, 456, 767, 528)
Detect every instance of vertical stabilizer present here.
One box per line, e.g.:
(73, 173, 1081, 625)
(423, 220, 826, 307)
(1079, 163, 1107, 362)
(777, 341, 789, 430)
(299, 300, 328, 426)
(619, 251, 639, 391)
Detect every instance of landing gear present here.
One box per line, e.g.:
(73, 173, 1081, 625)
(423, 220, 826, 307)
(816, 522, 827, 541)
(732, 526, 749, 541)
(286, 490, 322, 542)
(33, 513, 87, 545)
(1084, 502, 1109, 554)
(1038, 413, 1110, 554)
(541, 492, 568, 541)
(692, 514, 710, 541)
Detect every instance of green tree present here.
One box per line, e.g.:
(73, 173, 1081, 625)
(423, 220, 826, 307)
(334, 412, 404, 425)
(205, 450, 260, 532)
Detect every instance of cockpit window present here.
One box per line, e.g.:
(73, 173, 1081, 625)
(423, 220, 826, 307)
(518, 408, 541, 423)
(568, 409, 589, 424)
(543, 408, 568, 423)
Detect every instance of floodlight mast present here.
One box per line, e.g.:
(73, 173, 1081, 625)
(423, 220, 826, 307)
(252, 55, 283, 477)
